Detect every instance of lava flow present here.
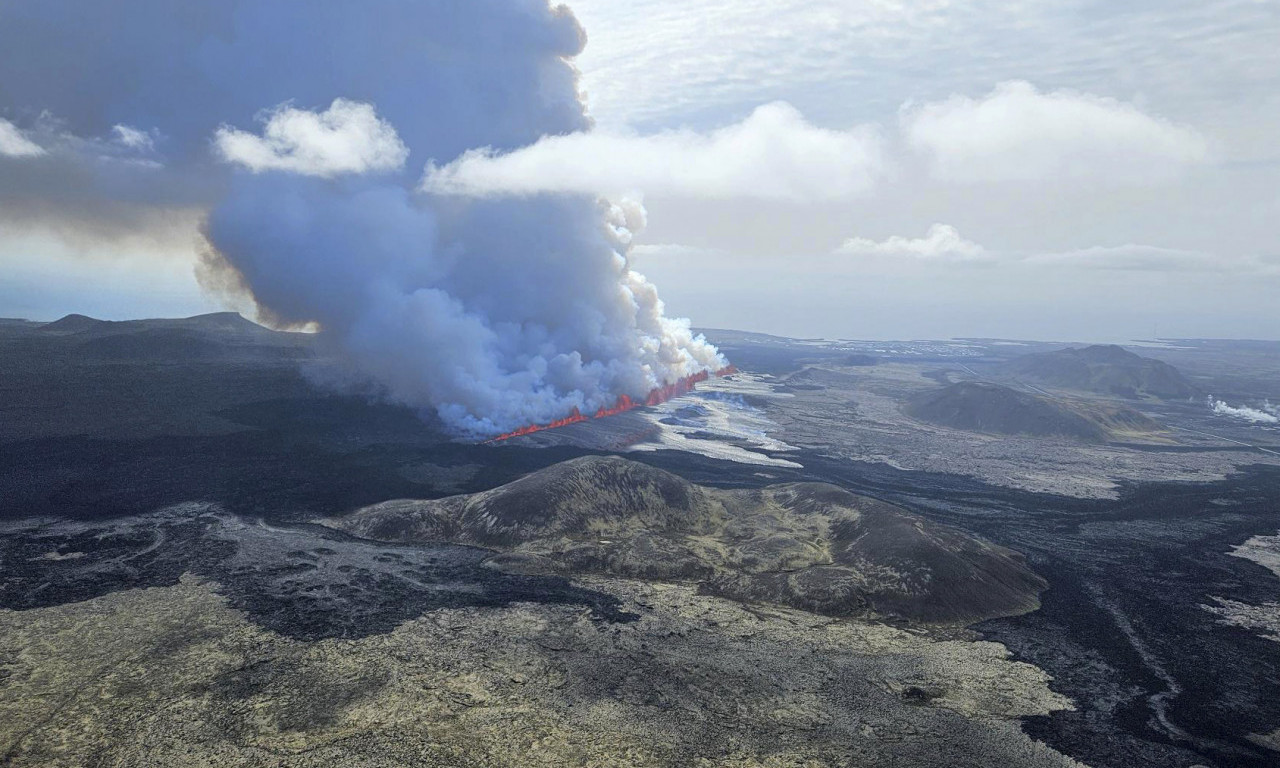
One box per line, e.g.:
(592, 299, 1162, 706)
(486, 365, 737, 443)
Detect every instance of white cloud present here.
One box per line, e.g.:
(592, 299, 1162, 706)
(567, 0, 1280, 147)
(111, 124, 154, 151)
(0, 118, 46, 158)
(902, 81, 1210, 183)
(422, 102, 884, 201)
(214, 99, 408, 177)
(568, 0, 946, 129)
(835, 223, 988, 261)
(422, 83, 1215, 202)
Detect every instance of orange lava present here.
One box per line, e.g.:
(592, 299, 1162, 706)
(486, 364, 737, 443)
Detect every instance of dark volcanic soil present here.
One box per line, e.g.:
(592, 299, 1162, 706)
(5, 413, 1278, 767)
(3, 318, 1279, 767)
(635, 449, 1280, 768)
(0, 507, 632, 641)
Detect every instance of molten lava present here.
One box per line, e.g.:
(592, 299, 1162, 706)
(486, 364, 738, 443)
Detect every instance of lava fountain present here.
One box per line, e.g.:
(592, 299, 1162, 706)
(485, 365, 738, 442)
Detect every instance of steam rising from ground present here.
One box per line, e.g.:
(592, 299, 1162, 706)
(0, 0, 724, 437)
(1208, 396, 1280, 425)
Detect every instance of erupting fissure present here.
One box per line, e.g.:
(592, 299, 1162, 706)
(486, 365, 738, 442)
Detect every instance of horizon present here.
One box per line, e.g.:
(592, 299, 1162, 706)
(10, 308, 1277, 349)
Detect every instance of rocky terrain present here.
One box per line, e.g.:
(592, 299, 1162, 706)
(0, 573, 1081, 768)
(331, 456, 1047, 624)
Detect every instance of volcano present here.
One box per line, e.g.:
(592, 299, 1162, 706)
(486, 365, 737, 442)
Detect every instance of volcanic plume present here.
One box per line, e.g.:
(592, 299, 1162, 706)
(0, 0, 727, 438)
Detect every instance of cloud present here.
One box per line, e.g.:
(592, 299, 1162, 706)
(422, 82, 1215, 201)
(902, 81, 1210, 183)
(111, 124, 154, 151)
(835, 224, 988, 262)
(215, 99, 409, 177)
(567, 0, 1280, 144)
(0, 0, 587, 239)
(422, 101, 884, 201)
(1208, 396, 1279, 424)
(0, 118, 45, 157)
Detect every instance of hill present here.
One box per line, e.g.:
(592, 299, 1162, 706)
(37, 313, 108, 335)
(905, 381, 1161, 442)
(999, 344, 1195, 399)
(329, 455, 1046, 624)
(40, 311, 274, 337)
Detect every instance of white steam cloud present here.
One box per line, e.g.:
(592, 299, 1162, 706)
(422, 102, 884, 201)
(215, 99, 410, 177)
(903, 80, 1209, 183)
(1208, 396, 1280, 424)
(0, 118, 45, 158)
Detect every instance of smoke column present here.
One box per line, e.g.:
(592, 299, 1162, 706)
(0, 0, 725, 437)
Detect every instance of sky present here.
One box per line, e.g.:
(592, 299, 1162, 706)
(2, 0, 1279, 342)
